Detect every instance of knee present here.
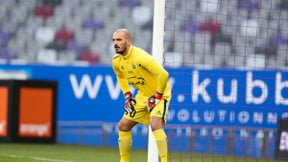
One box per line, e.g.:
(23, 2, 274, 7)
(118, 122, 127, 131)
(150, 117, 164, 131)
(117, 120, 135, 132)
(150, 123, 161, 131)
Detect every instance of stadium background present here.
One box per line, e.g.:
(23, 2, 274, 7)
(0, 0, 287, 161)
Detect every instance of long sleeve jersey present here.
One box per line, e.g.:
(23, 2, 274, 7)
(112, 45, 171, 99)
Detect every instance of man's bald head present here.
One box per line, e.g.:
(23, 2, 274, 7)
(113, 29, 131, 40)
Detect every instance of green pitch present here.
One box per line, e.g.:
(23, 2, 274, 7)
(0, 143, 146, 162)
(0, 143, 280, 162)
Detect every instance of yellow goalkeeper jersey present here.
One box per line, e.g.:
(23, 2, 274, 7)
(112, 45, 171, 99)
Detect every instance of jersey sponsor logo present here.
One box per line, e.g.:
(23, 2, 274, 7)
(127, 76, 145, 87)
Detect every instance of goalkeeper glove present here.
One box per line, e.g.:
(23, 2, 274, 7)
(124, 92, 136, 113)
(147, 92, 163, 112)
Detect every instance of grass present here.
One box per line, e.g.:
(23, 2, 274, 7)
(0, 143, 146, 162)
(0, 143, 282, 162)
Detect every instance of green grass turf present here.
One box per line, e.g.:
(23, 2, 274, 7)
(0, 143, 282, 162)
(0, 143, 146, 162)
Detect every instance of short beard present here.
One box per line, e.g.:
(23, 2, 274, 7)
(116, 47, 127, 54)
(116, 51, 124, 54)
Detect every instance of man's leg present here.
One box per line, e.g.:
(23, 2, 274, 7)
(153, 128, 168, 162)
(118, 117, 138, 162)
(150, 117, 168, 162)
(118, 131, 132, 162)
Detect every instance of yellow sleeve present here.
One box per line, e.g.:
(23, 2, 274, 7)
(112, 55, 131, 95)
(135, 50, 169, 94)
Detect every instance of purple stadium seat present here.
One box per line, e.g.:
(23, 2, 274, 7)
(238, 0, 259, 11)
(66, 40, 86, 56)
(181, 19, 200, 33)
(119, 0, 141, 9)
(0, 48, 17, 60)
(0, 27, 10, 47)
(82, 17, 104, 32)
(270, 33, 288, 47)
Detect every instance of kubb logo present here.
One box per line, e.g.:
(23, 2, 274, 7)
(191, 70, 288, 105)
(279, 131, 288, 151)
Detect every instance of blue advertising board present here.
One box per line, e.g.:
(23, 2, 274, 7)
(0, 65, 287, 128)
(0, 65, 287, 158)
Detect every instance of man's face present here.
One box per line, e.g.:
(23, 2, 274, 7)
(112, 31, 131, 55)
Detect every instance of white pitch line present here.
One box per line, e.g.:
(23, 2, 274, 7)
(31, 156, 75, 162)
(0, 153, 75, 162)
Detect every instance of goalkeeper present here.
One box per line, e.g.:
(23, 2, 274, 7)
(112, 29, 171, 162)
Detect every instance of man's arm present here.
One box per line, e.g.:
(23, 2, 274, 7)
(112, 56, 135, 112)
(112, 55, 130, 94)
(116, 75, 131, 94)
(136, 52, 169, 94)
(134, 51, 169, 112)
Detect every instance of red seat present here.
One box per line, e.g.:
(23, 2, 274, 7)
(34, 5, 54, 20)
(78, 50, 100, 64)
(55, 28, 75, 45)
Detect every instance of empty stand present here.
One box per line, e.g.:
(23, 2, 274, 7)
(0, 0, 286, 69)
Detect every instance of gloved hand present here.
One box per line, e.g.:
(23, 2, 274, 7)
(124, 92, 136, 113)
(147, 92, 163, 112)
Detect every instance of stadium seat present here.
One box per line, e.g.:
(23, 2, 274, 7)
(78, 50, 100, 65)
(42, 0, 63, 6)
(82, 17, 104, 32)
(55, 28, 75, 45)
(210, 33, 233, 50)
(74, 29, 94, 46)
(200, 0, 219, 13)
(213, 42, 232, 55)
(164, 52, 183, 68)
(0, 27, 11, 47)
(34, 4, 54, 20)
(58, 50, 78, 63)
(119, 0, 141, 9)
(200, 18, 222, 35)
(35, 26, 55, 45)
(0, 48, 17, 60)
(270, 33, 288, 48)
(278, 0, 288, 10)
(240, 19, 258, 37)
(246, 53, 266, 69)
(181, 19, 200, 33)
(132, 6, 152, 28)
(37, 48, 57, 64)
(184, 53, 204, 68)
(46, 40, 66, 52)
(238, 0, 260, 11)
(66, 40, 86, 56)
